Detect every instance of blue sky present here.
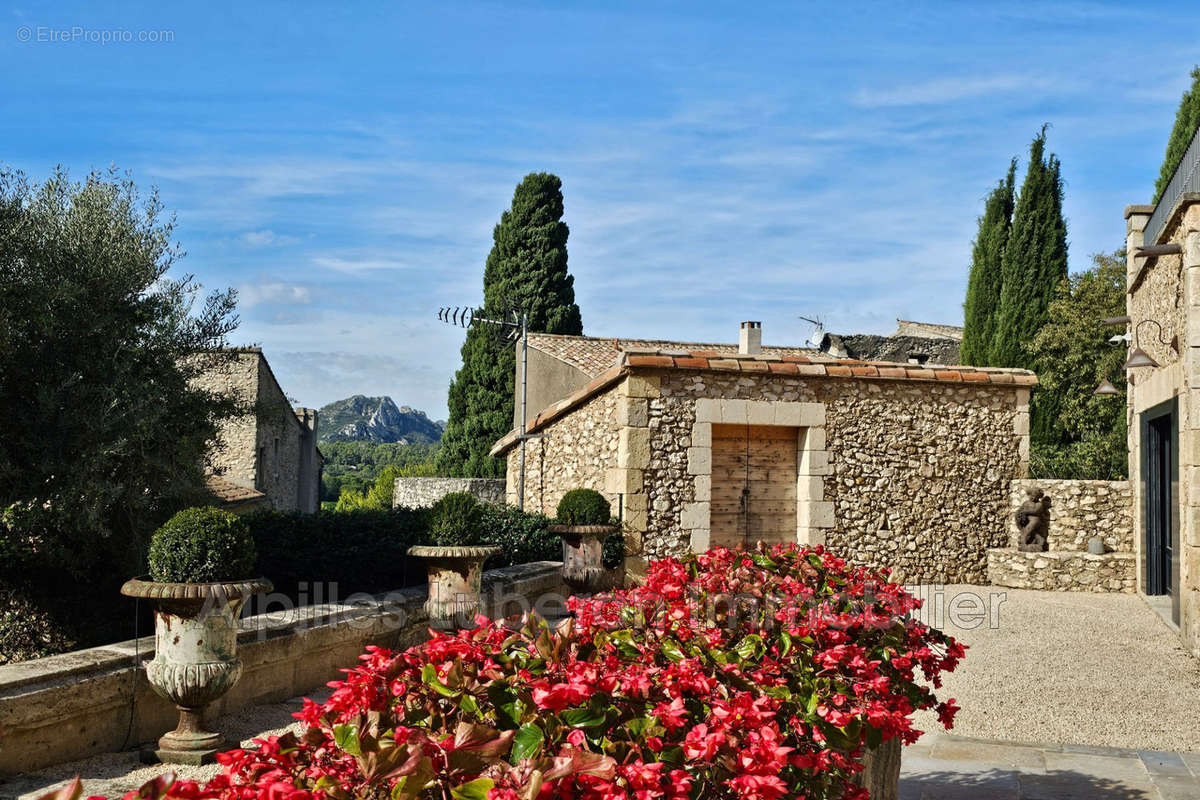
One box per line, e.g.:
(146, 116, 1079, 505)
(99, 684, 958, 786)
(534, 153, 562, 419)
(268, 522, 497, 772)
(3, 1, 1197, 418)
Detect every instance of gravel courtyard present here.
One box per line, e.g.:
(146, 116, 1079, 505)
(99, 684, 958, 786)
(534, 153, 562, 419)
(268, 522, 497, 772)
(911, 585, 1200, 752)
(5, 586, 1200, 799)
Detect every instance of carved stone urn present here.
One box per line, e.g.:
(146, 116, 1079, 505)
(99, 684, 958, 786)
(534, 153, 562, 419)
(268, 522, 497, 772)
(120, 577, 272, 765)
(549, 524, 616, 593)
(408, 545, 500, 630)
(852, 737, 901, 800)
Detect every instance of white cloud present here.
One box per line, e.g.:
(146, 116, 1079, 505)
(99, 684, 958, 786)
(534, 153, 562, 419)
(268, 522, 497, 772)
(238, 280, 312, 308)
(239, 229, 298, 247)
(852, 75, 1054, 108)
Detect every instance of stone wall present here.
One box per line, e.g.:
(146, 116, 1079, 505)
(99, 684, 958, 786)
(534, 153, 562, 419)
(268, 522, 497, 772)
(506, 388, 620, 517)
(191, 352, 260, 488)
(1127, 201, 1200, 651)
(393, 477, 507, 509)
(505, 369, 1027, 584)
(644, 372, 1025, 583)
(986, 550, 1136, 593)
(254, 358, 305, 512)
(191, 350, 318, 513)
(1008, 479, 1133, 553)
(0, 562, 567, 776)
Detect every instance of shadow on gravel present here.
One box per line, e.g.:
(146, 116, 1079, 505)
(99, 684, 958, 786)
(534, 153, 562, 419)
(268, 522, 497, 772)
(900, 767, 1158, 799)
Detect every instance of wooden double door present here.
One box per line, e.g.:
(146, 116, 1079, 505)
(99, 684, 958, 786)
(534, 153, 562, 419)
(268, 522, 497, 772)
(710, 424, 798, 548)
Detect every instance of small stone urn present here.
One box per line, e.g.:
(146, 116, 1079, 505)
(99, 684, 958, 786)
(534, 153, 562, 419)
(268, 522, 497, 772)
(120, 577, 272, 764)
(408, 546, 500, 630)
(549, 524, 616, 593)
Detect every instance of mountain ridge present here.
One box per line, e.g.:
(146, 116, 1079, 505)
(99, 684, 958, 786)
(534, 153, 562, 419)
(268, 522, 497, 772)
(317, 395, 444, 444)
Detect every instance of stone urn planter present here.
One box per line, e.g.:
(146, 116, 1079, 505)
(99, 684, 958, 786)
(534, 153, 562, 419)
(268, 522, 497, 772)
(408, 545, 500, 630)
(120, 576, 272, 765)
(549, 524, 616, 593)
(852, 737, 901, 800)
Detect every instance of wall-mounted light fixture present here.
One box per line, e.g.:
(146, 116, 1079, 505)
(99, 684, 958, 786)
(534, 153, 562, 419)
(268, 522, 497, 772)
(1093, 379, 1121, 396)
(1123, 319, 1175, 371)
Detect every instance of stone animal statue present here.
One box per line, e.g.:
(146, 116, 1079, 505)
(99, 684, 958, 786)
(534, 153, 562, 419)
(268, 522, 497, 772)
(1014, 487, 1050, 553)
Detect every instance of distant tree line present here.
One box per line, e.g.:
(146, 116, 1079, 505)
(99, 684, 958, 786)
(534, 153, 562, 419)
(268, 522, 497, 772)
(320, 441, 439, 505)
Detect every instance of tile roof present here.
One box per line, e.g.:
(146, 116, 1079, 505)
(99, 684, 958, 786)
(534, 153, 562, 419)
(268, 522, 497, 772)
(205, 475, 268, 508)
(527, 333, 831, 378)
(491, 349, 1036, 456)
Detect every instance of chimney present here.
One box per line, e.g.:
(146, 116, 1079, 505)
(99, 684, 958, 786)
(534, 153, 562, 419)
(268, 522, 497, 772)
(739, 321, 762, 355)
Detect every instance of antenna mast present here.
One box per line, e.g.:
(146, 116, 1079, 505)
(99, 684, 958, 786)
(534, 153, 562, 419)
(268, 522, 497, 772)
(437, 306, 537, 509)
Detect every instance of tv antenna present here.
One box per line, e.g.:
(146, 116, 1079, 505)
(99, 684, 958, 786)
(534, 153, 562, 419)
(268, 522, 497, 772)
(798, 315, 826, 349)
(437, 305, 539, 509)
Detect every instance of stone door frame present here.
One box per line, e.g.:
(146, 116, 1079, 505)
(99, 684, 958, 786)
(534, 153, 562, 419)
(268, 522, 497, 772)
(683, 399, 831, 552)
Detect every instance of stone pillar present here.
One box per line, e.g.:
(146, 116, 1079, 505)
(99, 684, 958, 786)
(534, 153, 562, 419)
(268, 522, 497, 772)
(1013, 388, 1031, 479)
(1125, 205, 1152, 285)
(1182, 212, 1200, 651)
(609, 374, 657, 580)
(1125, 204, 1152, 596)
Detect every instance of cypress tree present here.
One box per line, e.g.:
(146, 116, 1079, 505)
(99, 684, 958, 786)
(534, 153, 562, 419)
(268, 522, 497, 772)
(1155, 66, 1200, 203)
(991, 127, 1068, 370)
(960, 159, 1016, 365)
(436, 173, 582, 477)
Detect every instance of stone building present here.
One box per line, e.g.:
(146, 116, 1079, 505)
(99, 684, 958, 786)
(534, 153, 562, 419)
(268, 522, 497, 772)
(492, 323, 1034, 582)
(819, 319, 962, 365)
(1121, 131, 1200, 652)
(193, 348, 322, 513)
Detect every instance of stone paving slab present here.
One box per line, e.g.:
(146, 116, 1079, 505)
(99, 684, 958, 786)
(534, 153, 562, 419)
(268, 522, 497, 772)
(903, 733, 1196, 799)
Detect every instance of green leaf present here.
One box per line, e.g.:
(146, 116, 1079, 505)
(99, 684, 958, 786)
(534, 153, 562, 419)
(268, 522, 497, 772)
(451, 779, 494, 800)
(805, 693, 819, 715)
(333, 723, 362, 756)
(779, 631, 793, 658)
(658, 745, 684, 766)
(488, 683, 522, 729)
(510, 723, 544, 764)
(659, 638, 685, 662)
(560, 707, 606, 728)
(866, 725, 883, 750)
(735, 633, 763, 661)
(422, 663, 458, 697)
(460, 694, 480, 717)
(625, 717, 652, 737)
(750, 554, 777, 569)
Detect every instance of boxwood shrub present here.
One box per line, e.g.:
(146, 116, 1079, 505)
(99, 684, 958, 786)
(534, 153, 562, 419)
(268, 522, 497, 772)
(427, 492, 484, 547)
(555, 488, 612, 526)
(148, 506, 257, 583)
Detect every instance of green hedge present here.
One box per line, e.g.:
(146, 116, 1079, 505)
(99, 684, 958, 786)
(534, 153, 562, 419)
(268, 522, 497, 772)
(243, 503, 564, 603)
(244, 508, 427, 601)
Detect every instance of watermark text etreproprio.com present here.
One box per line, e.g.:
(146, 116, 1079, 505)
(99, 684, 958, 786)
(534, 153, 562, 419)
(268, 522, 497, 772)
(16, 25, 174, 44)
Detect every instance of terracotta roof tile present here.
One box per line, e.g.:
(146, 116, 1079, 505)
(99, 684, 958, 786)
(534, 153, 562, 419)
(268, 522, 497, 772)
(491, 347, 1037, 456)
(526, 334, 829, 378)
(205, 475, 268, 508)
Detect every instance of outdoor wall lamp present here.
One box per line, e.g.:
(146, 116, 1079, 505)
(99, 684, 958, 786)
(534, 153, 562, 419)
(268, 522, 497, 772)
(1123, 319, 1175, 371)
(1093, 379, 1121, 396)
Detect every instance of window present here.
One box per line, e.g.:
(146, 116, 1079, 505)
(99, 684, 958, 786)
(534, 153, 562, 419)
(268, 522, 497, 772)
(256, 445, 266, 490)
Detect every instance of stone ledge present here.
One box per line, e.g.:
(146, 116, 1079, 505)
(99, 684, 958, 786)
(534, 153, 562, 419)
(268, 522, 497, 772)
(0, 562, 567, 776)
(986, 548, 1135, 593)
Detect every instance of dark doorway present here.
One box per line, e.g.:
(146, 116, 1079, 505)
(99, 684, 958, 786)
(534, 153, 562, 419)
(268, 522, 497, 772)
(1142, 397, 1179, 625)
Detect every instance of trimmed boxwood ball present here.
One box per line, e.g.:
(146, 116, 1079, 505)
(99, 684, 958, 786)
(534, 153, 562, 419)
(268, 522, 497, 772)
(428, 492, 483, 547)
(555, 488, 611, 526)
(148, 506, 258, 583)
